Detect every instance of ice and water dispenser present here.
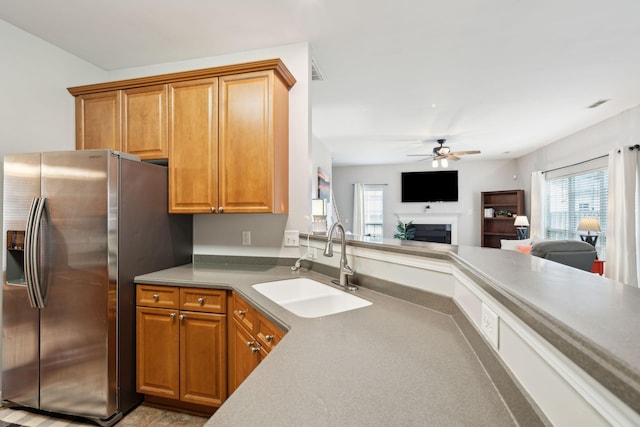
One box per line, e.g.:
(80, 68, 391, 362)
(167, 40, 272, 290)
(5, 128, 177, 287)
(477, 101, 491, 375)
(6, 230, 25, 284)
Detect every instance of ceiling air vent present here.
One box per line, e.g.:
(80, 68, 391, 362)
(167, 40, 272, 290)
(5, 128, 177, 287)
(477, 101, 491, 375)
(311, 57, 325, 81)
(587, 99, 609, 109)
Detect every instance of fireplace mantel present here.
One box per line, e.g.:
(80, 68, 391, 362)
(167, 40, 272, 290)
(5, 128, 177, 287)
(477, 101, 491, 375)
(396, 212, 460, 245)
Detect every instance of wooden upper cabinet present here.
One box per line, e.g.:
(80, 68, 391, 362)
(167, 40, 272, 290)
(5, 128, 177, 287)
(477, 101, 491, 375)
(219, 70, 289, 214)
(75, 91, 122, 152)
(122, 84, 168, 160)
(168, 78, 219, 214)
(68, 58, 296, 214)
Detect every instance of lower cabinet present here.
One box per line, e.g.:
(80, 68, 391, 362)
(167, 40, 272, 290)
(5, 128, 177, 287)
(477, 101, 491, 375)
(136, 285, 227, 410)
(228, 292, 284, 395)
(135, 285, 285, 411)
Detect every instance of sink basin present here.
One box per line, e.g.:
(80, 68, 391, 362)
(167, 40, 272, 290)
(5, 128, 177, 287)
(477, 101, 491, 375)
(252, 278, 372, 318)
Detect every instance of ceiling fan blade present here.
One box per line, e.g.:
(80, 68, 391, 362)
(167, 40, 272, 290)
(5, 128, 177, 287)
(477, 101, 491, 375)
(446, 155, 461, 161)
(450, 150, 481, 156)
(407, 154, 434, 157)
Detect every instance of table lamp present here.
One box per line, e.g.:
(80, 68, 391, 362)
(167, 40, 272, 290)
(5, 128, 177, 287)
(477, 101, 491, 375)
(577, 217, 601, 246)
(514, 215, 529, 240)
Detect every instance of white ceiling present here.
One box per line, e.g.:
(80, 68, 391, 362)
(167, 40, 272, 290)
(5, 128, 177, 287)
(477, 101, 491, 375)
(2, 0, 640, 166)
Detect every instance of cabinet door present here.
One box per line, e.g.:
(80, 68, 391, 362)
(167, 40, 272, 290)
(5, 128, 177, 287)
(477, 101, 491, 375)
(180, 311, 227, 406)
(228, 318, 261, 395)
(168, 78, 219, 213)
(123, 85, 168, 160)
(136, 307, 179, 399)
(219, 71, 287, 213)
(75, 91, 122, 152)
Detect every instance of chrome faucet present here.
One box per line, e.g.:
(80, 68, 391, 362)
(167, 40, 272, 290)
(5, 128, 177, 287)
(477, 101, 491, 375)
(323, 222, 357, 291)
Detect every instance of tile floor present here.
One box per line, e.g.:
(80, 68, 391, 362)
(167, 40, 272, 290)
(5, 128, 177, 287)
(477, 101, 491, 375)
(0, 404, 209, 427)
(118, 405, 208, 426)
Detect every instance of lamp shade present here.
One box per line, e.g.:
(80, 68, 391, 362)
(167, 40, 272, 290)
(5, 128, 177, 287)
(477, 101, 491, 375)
(514, 215, 529, 227)
(577, 217, 601, 233)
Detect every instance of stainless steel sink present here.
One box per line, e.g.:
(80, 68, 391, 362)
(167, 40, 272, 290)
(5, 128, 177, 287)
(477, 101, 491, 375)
(252, 278, 372, 318)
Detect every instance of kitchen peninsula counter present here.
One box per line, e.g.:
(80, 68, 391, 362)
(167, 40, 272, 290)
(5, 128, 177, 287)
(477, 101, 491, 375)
(134, 239, 640, 426)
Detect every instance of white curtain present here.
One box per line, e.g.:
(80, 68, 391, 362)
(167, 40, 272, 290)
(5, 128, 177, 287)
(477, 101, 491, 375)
(352, 183, 365, 236)
(605, 148, 640, 286)
(530, 171, 546, 239)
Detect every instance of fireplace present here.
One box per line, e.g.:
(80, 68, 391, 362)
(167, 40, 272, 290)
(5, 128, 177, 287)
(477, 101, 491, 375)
(397, 213, 459, 245)
(409, 224, 452, 244)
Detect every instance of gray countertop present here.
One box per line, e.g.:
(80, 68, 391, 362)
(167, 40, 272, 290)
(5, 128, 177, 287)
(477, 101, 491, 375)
(135, 240, 640, 425)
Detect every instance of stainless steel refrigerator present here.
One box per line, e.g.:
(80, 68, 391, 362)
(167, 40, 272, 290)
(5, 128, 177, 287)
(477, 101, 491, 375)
(2, 150, 192, 425)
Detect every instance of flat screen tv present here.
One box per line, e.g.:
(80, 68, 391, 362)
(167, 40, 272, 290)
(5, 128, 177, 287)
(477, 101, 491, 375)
(401, 170, 458, 202)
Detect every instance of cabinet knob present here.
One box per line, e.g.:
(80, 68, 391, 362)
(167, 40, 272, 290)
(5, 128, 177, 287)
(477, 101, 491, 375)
(169, 313, 176, 320)
(238, 310, 246, 316)
(179, 314, 185, 321)
(265, 335, 274, 342)
(251, 346, 261, 354)
(152, 294, 159, 301)
(210, 207, 216, 213)
(246, 341, 255, 348)
(197, 297, 205, 305)
(218, 206, 224, 213)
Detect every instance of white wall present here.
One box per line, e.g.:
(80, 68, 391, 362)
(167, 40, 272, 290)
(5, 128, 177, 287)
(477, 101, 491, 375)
(516, 105, 640, 218)
(0, 20, 108, 226)
(332, 159, 521, 246)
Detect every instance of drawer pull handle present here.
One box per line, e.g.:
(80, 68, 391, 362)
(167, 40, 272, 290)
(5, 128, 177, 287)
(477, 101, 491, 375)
(265, 335, 274, 342)
(238, 310, 246, 316)
(197, 297, 205, 305)
(153, 294, 159, 301)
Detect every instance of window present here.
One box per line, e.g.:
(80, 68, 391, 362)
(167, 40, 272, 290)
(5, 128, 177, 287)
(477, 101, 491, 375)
(545, 168, 608, 258)
(363, 185, 384, 238)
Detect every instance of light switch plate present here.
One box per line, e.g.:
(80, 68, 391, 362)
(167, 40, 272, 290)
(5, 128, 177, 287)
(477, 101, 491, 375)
(284, 230, 300, 247)
(481, 303, 500, 349)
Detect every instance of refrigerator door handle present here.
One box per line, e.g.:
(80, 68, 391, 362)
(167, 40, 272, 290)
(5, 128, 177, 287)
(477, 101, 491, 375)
(24, 197, 40, 308)
(30, 197, 47, 308)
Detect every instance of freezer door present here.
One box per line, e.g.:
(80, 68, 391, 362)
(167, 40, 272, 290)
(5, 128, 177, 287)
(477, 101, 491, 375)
(2, 153, 42, 407)
(38, 150, 117, 418)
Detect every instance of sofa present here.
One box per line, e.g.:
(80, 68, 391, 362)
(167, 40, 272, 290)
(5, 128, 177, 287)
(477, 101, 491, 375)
(530, 239, 597, 271)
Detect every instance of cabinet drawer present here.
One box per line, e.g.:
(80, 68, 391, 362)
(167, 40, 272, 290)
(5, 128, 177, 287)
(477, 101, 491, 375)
(255, 311, 284, 352)
(231, 292, 255, 332)
(137, 285, 179, 309)
(180, 288, 226, 313)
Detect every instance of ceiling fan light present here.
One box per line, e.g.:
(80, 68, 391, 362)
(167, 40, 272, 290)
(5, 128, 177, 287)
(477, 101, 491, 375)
(440, 147, 450, 155)
(432, 159, 438, 168)
(441, 158, 448, 168)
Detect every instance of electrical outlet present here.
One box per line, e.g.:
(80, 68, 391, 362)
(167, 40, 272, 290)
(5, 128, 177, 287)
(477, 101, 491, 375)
(481, 303, 500, 349)
(242, 231, 251, 246)
(284, 230, 299, 247)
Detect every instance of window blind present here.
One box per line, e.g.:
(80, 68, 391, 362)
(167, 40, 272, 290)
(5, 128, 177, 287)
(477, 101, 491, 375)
(545, 168, 608, 258)
(363, 185, 384, 238)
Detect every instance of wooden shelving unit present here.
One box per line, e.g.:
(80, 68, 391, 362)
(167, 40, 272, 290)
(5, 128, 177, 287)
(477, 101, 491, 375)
(481, 190, 525, 248)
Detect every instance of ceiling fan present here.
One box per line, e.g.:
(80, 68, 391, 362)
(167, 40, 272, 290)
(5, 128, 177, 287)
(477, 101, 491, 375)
(408, 139, 480, 166)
